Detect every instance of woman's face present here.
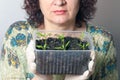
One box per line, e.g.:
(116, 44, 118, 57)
(39, 0, 80, 25)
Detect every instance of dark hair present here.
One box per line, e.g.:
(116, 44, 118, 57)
(24, 0, 97, 27)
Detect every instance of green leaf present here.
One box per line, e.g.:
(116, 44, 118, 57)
(65, 41, 70, 48)
(36, 45, 43, 49)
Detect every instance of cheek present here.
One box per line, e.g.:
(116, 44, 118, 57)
(69, 6, 79, 17)
(68, 1, 80, 14)
(73, 1, 80, 12)
(39, 0, 51, 11)
(39, 4, 50, 16)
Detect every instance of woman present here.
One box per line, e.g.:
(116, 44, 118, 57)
(0, 0, 118, 80)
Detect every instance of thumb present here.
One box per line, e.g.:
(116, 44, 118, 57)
(26, 40, 36, 73)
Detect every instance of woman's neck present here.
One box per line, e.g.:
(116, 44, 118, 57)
(38, 22, 87, 31)
(43, 20, 76, 31)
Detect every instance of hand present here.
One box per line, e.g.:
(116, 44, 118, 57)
(65, 51, 96, 80)
(26, 40, 53, 80)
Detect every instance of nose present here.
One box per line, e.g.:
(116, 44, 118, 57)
(54, 0, 66, 6)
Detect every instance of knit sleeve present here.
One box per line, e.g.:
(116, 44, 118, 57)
(0, 21, 33, 80)
(87, 24, 119, 80)
(90, 33, 118, 80)
(101, 36, 118, 80)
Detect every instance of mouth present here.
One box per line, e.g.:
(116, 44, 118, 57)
(53, 10, 67, 15)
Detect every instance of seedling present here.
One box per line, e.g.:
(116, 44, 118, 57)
(55, 41, 70, 50)
(36, 42, 47, 50)
(36, 32, 51, 50)
(78, 42, 90, 50)
(55, 34, 70, 50)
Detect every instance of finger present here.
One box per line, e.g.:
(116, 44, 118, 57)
(26, 40, 35, 62)
(88, 60, 95, 73)
(26, 40, 36, 73)
(29, 63, 36, 73)
(65, 75, 82, 80)
(90, 50, 95, 61)
(89, 50, 95, 73)
(81, 70, 91, 79)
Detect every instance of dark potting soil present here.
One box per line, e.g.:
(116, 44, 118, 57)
(36, 36, 90, 50)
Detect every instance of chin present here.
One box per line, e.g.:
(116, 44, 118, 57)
(53, 20, 69, 24)
(52, 17, 69, 23)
